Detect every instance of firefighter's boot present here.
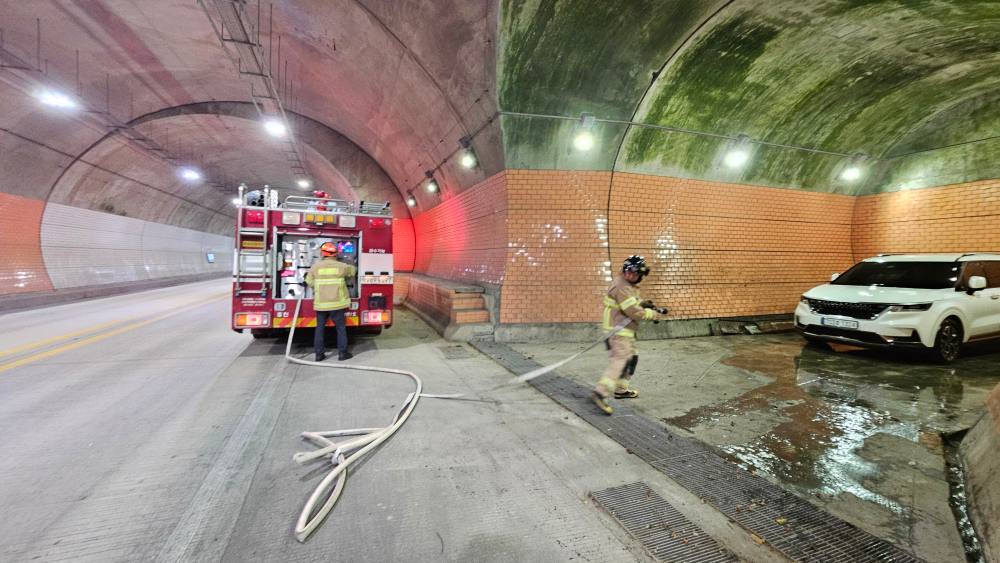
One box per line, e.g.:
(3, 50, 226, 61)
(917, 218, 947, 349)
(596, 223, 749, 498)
(591, 392, 612, 415)
(614, 389, 638, 399)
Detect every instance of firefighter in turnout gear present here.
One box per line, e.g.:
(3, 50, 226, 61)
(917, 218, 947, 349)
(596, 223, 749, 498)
(306, 242, 357, 361)
(591, 255, 669, 415)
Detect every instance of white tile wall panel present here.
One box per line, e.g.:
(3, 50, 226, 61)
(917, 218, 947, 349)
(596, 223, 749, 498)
(41, 203, 233, 289)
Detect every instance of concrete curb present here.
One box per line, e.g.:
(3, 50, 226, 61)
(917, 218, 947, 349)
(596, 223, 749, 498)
(0, 273, 230, 314)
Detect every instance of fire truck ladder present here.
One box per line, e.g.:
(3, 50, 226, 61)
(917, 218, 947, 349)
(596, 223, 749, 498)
(235, 186, 271, 297)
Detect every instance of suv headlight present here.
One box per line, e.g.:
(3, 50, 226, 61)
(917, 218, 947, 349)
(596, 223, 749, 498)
(888, 303, 932, 312)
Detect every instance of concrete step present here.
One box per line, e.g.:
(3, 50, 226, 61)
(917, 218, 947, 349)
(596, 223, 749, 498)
(451, 308, 489, 324)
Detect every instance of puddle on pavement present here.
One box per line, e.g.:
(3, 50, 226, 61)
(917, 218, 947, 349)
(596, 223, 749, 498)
(665, 337, 1000, 521)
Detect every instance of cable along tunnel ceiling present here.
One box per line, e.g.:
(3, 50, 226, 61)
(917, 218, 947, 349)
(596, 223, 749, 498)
(0, 0, 502, 219)
(499, 0, 1000, 194)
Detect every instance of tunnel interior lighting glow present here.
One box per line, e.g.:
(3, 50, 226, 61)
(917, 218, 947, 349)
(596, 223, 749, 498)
(180, 168, 202, 181)
(297, 179, 311, 188)
(264, 119, 287, 137)
(724, 150, 748, 168)
(38, 90, 77, 109)
(232, 197, 242, 205)
(841, 166, 862, 181)
(460, 151, 476, 168)
(426, 179, 439, 193)
(406, 195, 417, 207)
(723, 134, 751, 168)
(573, 131, 595, 151)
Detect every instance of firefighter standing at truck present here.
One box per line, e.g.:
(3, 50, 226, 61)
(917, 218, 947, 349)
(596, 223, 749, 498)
(305, 242, 356, 362)
(591, 255, 669, 415)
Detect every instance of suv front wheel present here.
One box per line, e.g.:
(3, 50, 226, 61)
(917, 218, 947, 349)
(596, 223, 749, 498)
(931, 318, 963, 364)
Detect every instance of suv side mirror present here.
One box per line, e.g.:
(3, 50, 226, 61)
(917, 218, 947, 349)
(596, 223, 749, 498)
(830, 273, 840, 281)
(968, 276, 987, 294)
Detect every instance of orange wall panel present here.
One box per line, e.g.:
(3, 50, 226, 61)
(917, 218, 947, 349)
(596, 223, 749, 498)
(853, 180, 1000, 258)
(500, 171, 855, 323)
(412, 172, 508, 284)
(392, 218, 416, 272)
(0, 192, 53, 296)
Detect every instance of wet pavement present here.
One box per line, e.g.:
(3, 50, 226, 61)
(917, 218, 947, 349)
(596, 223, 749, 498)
(509, 334, 1000, 563)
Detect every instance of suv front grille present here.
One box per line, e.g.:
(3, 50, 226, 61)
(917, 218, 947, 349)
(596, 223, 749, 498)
(807, 299, 888, 320)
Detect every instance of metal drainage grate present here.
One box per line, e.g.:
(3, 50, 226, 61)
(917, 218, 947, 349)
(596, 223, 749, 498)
(592, 482, 738, 563)
(471, 341, 927, 563)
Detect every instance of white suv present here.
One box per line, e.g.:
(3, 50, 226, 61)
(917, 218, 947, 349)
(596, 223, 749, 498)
(795, 253, 1000, 363)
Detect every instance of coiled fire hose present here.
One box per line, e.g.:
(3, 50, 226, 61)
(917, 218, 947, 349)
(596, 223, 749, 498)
(284, 296, 630, 541)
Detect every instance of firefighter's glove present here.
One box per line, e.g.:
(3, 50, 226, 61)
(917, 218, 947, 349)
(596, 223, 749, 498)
(654, 307, 668, 314)
(639, 299, 655, 309)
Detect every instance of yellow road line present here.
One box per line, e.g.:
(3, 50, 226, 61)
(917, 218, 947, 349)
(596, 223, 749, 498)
(0, 292, 229, 358)
(0, 294, 229, 374)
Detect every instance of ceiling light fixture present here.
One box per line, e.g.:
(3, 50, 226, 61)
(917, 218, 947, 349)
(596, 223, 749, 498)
(406, 190, 417, 207)
(426, 179, 439, 193)
(460, 151, 477, 169)
(724, 134, 751, 168)
(180, 168, 202, 181)
(37, 90, 77, 109)
(232, 197, 242, 205)
(840, 153, 868, 182)
(573, 113, 597, 152)
(264, 119, 287, 137)
(297, 179, 311, 188)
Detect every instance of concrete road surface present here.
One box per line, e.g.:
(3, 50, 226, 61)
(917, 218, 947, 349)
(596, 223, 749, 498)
(0, 280, 784, 563)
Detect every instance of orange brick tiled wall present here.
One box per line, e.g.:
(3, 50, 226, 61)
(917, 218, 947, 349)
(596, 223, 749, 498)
(412, 171, 508, 284)
(611, 174, 856, 319)
(392, 218, 415, 272)
(500, 171, 856, 323)
(0, 192, 54, 295)
(502, 170, 615, 323)
(852, 179, 1000, 257)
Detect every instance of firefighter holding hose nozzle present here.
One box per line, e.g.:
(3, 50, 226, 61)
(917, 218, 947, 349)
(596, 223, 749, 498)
(591, 255, 669, 415)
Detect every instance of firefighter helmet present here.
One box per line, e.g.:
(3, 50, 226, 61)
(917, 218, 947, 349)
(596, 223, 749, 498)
(320, 242, 337, 257)
(622, 255, 651, 278)
(312, 190, 330, 199)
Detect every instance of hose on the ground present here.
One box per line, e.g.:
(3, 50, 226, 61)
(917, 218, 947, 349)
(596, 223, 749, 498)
(284, 296, 628, 541)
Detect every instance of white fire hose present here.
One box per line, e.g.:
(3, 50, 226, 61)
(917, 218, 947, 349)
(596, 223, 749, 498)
(284, 296, 629, 541)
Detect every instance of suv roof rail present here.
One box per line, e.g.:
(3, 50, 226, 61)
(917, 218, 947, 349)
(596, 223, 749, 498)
(955, 252, 1000, 261)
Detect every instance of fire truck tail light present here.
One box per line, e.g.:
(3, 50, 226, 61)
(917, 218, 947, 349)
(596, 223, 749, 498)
(362, 310, 389, 324)
(245, 210, 264, 224)
(235, 312, 270, 327)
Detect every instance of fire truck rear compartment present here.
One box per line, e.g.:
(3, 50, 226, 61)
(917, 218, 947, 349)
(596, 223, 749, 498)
(277, 234, 359, 301)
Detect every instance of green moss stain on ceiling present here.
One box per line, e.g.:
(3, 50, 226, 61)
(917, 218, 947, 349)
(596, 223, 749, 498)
(498, 0, 723, 170)
(499, 0, 1000, 193)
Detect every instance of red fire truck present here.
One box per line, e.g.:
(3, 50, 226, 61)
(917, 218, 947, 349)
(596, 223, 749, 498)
(231, 186, 395, 337)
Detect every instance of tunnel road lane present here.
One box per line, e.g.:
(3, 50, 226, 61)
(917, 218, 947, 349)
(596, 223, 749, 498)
(0, 292, 229, 374)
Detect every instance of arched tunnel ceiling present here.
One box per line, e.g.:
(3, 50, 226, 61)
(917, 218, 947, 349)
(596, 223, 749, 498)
(0, 0, 502, 220)
(500, 0, 1000, 194)
(5, 0, 1000, 225)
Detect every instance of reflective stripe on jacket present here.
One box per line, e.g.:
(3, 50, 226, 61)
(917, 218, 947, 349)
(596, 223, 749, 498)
(305, 258, 356, 311)
(601, 274, 663, 338)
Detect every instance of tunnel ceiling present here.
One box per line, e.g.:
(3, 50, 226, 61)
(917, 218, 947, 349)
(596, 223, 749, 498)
(5, 0, 1000, 228)
(0, 0, 501, 220)
(500, 0, 1000, 194)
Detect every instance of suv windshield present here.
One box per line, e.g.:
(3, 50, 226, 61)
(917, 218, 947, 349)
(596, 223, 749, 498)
(832, 261, 961, 289)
